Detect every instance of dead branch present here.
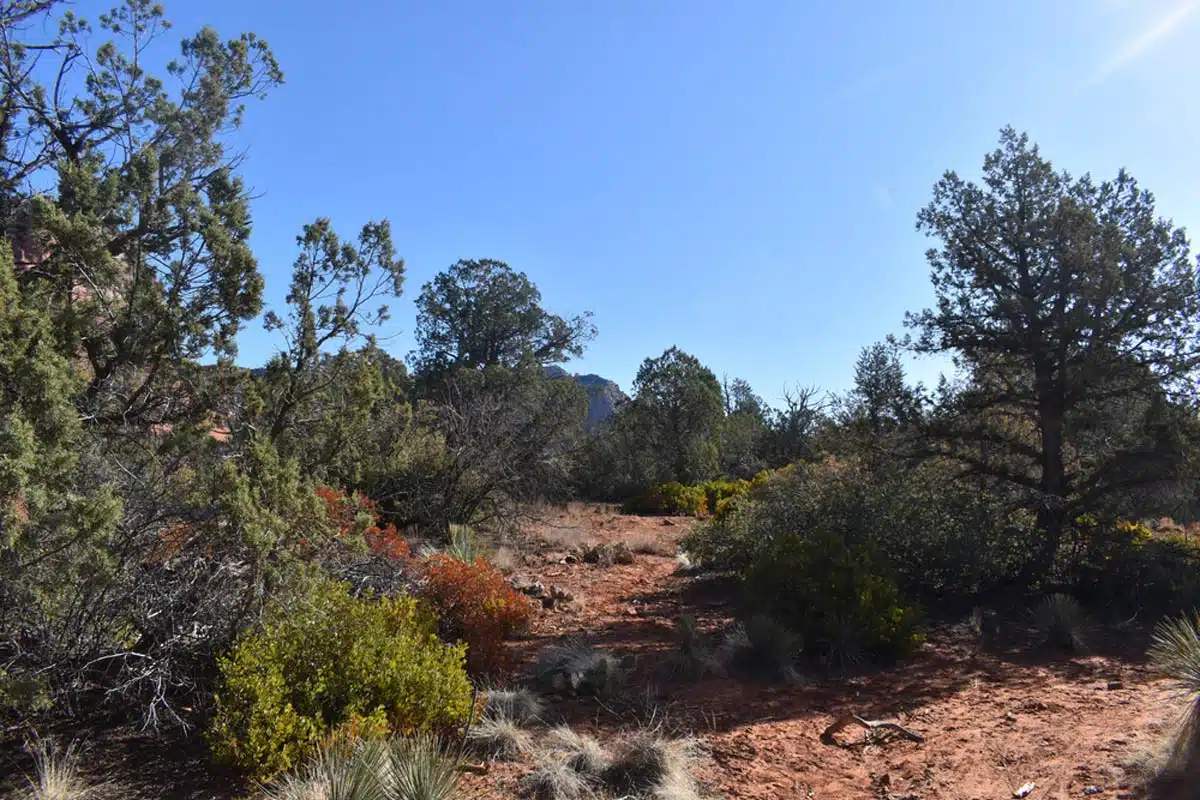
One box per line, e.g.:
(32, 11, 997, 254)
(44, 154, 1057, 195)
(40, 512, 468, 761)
(820, 713, 925, 745)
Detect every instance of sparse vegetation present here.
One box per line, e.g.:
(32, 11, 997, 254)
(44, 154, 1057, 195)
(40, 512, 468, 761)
(261, 734, 461, 800)
(467, 712, 534, 761)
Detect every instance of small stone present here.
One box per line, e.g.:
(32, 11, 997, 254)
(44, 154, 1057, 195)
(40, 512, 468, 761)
(1014, 783, 1036, 798)
(1083, 787, 1102, 795)
(563, 554, 578, 564)
(1004, 711, 1017, 722)
(628, 606, 639, 616)
(1106, 680, 1123, 690)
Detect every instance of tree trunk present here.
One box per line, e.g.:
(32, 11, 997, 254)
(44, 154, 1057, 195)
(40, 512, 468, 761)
(1034, 401, 1067, 580)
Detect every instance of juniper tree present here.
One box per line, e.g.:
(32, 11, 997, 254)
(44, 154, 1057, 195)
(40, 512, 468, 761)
(907, 127, 1200, 568)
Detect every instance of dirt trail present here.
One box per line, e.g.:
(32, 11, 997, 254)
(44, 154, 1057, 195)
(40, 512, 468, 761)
(464, 505, 1181, 800)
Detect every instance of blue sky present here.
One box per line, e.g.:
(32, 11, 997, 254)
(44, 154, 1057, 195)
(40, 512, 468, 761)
(137, 1, 1200, 402)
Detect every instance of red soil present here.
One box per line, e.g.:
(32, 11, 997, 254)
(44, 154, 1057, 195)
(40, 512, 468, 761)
(462, 505, 1182, 800)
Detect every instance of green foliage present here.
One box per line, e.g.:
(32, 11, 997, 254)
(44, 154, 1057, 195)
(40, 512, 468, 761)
(623, 482, 708, 516)
(907, 127, 1200, 571)
(4, 1, 282, 427)
(624, 347, 725, 486)
(1062, 517, 1200, 614)
(412, 258, 595, 381)
(745, 529, 921, 662)
(210, 578, 472, 780)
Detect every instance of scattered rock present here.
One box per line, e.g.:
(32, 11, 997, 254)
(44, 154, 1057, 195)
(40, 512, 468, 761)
(549, 585, 574, 602)
(661, 518, 677, 526)
(1107, 680, 1124, 690)
(563, 553, 578, 565)
(627, 606, 639, 616)
(1083, 787, 1103, 795)
(1014, 782, 1036, 798)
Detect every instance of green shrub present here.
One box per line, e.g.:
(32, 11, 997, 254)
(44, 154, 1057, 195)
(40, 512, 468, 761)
(209, 578, 472, 780)
(622, 482, 708, 516)
(1062, 517, 1200, 614)
(744, 529, 922, 662)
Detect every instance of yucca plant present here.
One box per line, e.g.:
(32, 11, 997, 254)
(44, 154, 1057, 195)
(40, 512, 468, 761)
(387, 735, 460, 800)
(446, 525, 482, 563)
(1033, 593, 1088, 654)
(1147, 612, 1200, 781)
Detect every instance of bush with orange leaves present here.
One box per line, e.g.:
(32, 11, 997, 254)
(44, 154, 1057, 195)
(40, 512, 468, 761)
(314, 485, 409, 560)
(418, 554, 536, 676)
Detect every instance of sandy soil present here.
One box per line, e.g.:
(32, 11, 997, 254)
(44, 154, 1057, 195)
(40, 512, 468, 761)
(2, 505, 1185, 800)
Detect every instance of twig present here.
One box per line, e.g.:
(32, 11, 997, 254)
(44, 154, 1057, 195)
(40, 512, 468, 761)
(820, 713, 925, 745)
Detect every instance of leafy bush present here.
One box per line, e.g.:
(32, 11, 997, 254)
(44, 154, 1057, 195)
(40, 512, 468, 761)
(315, 486, 410, 560)
(683, 457, 1035, 604)
(745, 529, 921, 662)
(417, 554, 536, 677)
(1062, 517, 1200, 614)
(209, 578, 472, 780)
(622, 482, 708, 516)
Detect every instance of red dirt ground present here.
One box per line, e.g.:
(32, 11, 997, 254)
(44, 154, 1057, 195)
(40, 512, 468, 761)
(1, 505, 1185, 799)
(457, 505, 1183, 800)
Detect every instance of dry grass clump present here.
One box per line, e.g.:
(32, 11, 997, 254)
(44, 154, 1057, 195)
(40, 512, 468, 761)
(547, 726, 611, 776)
(484, 687, 544, 724)
(523, 757, 595, 800)
(524, 725, 705, 800)
(535, 640, 629, 698)
(627, 535, 675, 557)
(717, 614, 803, 682)
(468, 712, 534, 761)
(664, 615, 725, 680)
(1032, 593, 1088, 654)
(19, 739, 102, 800)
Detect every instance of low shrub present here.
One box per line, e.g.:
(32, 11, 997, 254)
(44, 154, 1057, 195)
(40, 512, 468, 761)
(744, 529, 922, 663)
(581, 541, 635, 566)
(315, 485, 410, 560)
(665, 615, 725, 680)
(209, 578, 472, 780)
(623, 482, 708, 517)
(1062, 517, 1200, 614)
(418, 554, 536, 677)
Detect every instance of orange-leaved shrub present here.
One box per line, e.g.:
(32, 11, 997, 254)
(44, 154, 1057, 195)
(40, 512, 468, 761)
(418, 554, 536, 676)
(314, 485, 409, 560)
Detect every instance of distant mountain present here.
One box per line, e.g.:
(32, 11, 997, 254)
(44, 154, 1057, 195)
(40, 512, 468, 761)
(545, 366, 627, 431)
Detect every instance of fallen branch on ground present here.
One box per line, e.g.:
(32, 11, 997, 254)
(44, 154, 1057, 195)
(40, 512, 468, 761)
(820, 713, 925, 745)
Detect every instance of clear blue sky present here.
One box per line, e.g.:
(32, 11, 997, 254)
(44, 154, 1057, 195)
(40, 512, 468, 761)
(158, 0, 1200, 403)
